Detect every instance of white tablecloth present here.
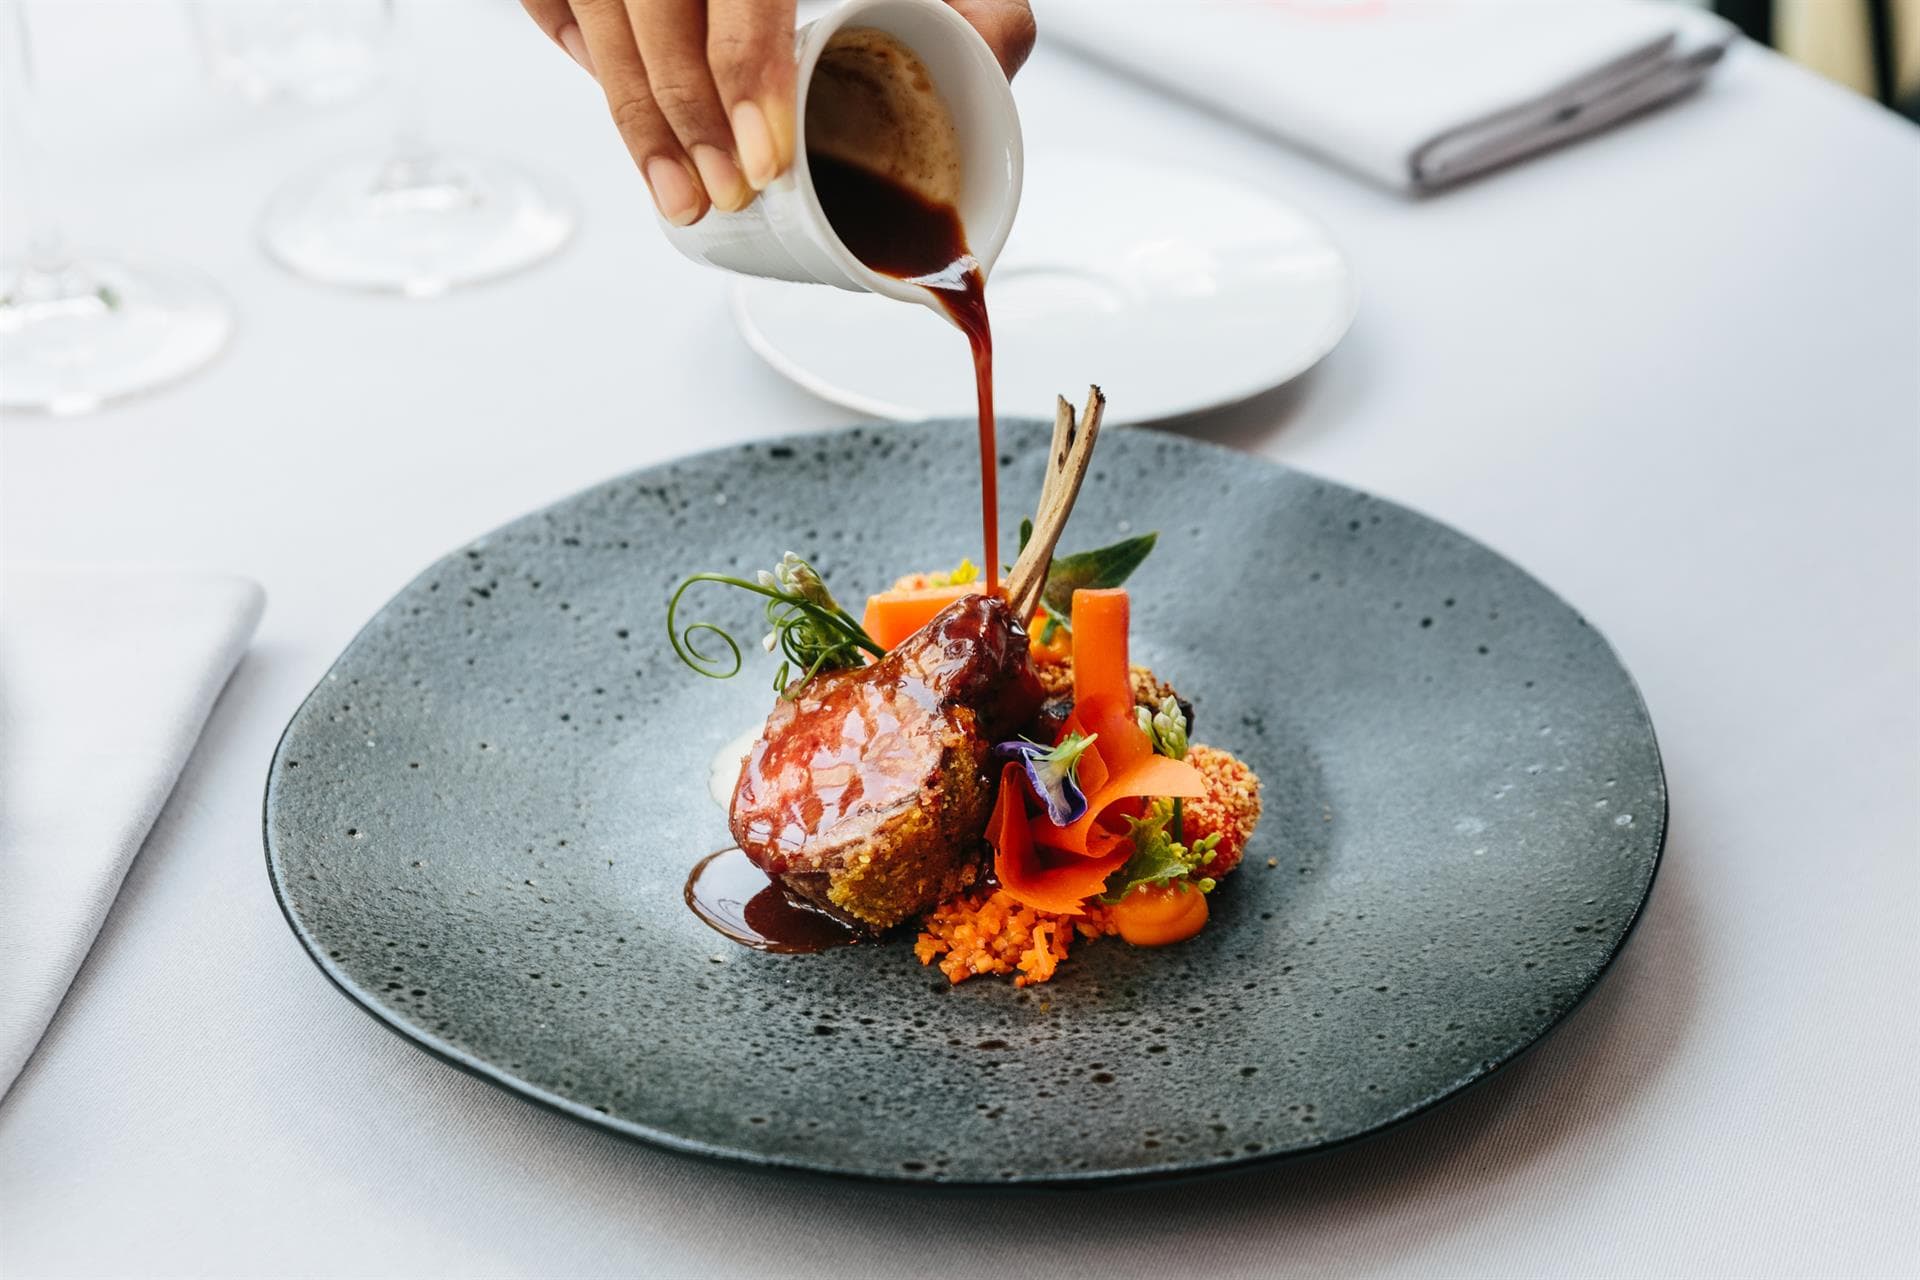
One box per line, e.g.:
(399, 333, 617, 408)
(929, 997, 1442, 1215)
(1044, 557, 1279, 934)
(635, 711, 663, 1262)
(2, 3, 1915, 1276)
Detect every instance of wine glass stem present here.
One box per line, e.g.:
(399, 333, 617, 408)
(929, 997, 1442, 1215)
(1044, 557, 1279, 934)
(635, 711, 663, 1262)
(383, 0, 430, 161)
(0, 0, 86, 297)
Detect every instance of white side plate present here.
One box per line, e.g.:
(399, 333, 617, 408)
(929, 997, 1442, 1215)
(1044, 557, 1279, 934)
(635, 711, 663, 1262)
(730, 153, 1357, 425)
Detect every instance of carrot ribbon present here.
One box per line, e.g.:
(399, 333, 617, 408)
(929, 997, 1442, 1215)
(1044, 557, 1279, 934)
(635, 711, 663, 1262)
(989, 763, 1132, 914)
(987, 588, 1207, 913)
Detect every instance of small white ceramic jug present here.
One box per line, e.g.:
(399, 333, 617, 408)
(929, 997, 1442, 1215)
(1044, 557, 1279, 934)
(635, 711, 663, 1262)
(660, 0, 1022, 312)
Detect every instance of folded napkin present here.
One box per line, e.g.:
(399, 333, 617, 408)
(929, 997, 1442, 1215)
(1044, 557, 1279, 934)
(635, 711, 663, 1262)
(0, 568, 264, 1097)
(1045, 0, 1735, 193)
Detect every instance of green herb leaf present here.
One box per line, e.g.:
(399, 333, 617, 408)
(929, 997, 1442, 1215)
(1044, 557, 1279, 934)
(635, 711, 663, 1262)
(1098, 799, 1222, 903)
(1041, 532, 1158, 616)
(1037, 599, 1070, 644)
(1102, 820, 1190, 900)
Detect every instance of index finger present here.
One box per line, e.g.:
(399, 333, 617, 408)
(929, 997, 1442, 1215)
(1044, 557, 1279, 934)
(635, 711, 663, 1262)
(571, 0, 710, 224)
(707, 0, 798, 190)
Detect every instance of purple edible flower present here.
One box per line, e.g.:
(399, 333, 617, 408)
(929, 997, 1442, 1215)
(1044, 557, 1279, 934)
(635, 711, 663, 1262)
(993, 732, 1099, 826)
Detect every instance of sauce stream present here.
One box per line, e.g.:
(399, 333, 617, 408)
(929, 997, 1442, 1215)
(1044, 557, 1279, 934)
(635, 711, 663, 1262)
(808, 153, 998, 590)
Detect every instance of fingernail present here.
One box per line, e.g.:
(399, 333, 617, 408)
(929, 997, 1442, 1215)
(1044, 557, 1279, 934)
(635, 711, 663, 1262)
(765, 96, 797, 173)
(731, 100, 779, 190)
(556, 23, 594, 77)
(645, 156, 702, 225)
(690, 144, 752, 212)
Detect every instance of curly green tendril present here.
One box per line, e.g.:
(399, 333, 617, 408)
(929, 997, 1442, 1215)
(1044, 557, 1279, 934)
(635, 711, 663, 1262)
(666, 555, 882, 696)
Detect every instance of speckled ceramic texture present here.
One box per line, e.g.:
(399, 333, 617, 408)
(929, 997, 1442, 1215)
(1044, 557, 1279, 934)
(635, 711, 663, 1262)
(265, 419, 1665, 1185)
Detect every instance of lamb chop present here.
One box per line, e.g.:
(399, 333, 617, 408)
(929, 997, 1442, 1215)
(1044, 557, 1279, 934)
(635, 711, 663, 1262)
(729, 389, 1107, 930)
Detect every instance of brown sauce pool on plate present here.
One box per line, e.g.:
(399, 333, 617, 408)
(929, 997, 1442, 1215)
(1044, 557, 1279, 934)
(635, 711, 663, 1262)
(685, 847, 860, 953)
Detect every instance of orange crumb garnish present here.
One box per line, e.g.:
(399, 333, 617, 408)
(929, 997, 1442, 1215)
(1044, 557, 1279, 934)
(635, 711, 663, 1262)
(1183, 743, 1262, 878)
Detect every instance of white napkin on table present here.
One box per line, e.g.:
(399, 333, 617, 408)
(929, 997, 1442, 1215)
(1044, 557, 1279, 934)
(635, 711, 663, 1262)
(1044, 0, 1735, 193)
(0, 568, 264, 1098)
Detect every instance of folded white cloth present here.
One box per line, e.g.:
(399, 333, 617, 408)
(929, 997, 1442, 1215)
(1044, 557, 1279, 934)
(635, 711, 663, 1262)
(1044, 0, 1735, 193)
(0, 568, 264, 1097)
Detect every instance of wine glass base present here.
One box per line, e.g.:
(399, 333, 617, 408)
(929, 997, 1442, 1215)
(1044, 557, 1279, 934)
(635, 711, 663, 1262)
(261, 147, 575, 296)
(0, 256, 233, 416)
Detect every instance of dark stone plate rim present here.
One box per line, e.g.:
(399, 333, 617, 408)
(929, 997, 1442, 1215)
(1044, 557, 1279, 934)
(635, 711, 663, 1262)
(262, 421, 1667, 1188)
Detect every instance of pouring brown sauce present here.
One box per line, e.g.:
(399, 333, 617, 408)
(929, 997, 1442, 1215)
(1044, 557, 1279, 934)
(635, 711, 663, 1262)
(685, 847, 860, 953)
(687, 152, 1000, 953)
(807, 151, 998, 594)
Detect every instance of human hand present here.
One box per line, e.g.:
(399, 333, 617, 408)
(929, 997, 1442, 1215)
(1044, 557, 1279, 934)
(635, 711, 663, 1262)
(519, 0, 1036, 226)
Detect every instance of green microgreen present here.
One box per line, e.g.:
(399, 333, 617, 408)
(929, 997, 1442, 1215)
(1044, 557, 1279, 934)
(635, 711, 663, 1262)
(667, 551, 882, 697)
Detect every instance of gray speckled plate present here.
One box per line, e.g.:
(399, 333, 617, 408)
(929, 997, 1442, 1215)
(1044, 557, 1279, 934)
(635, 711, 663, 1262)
(265, 419, 1664, 1186)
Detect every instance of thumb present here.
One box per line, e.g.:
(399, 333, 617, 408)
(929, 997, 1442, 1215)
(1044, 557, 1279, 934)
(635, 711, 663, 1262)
(946, 0, 1037, 78)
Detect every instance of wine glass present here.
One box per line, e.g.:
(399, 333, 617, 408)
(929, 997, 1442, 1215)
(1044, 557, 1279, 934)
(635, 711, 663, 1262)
(258, 0, 574, 298)
(0, 2, 232, 417)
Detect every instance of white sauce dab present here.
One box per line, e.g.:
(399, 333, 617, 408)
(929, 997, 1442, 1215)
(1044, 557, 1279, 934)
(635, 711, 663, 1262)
(708, 724, 764, 809)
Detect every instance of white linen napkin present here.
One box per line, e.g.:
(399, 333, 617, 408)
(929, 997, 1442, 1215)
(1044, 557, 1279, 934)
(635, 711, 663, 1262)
(0, 568, 264, 1097)
(1044, 0, 1735, 193)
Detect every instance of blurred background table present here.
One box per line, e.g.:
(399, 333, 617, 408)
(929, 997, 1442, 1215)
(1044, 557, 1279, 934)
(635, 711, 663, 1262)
(3, 2, 1916, 1275)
